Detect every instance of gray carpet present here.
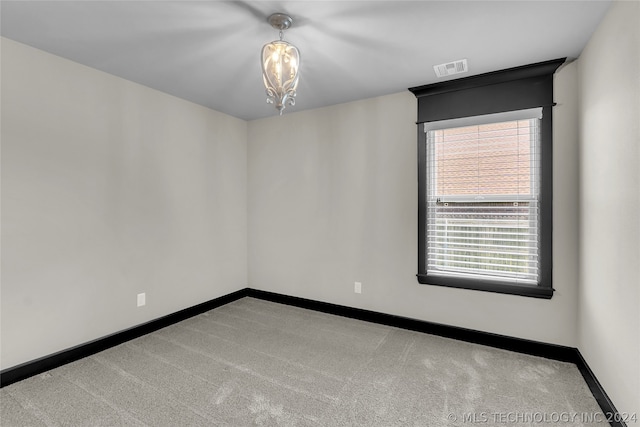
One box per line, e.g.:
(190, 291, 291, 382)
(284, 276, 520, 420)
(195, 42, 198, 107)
(1, 297, 604, 426)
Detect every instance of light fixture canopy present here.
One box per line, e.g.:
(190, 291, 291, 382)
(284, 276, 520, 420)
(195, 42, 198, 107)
(261, 13, 300, 115)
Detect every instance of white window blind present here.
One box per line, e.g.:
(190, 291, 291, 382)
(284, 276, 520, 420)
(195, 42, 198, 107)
(425, 109, 542, 285)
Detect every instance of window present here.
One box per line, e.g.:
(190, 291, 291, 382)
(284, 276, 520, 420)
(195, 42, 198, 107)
(426, 109, 541, 285)
(409, 59, 565, 298)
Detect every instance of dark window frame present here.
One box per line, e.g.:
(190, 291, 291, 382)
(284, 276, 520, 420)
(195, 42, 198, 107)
(409, 58, 565, 299)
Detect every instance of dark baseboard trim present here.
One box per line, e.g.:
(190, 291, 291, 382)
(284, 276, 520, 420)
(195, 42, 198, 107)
(246, 289, 626, 427)
(1, 287, 626, 427)
(0, 288, 249, 388)
(246, 289, 575, 360)
(573, 351, 627, 427)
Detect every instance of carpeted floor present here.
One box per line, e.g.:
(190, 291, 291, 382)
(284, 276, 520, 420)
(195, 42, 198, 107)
(1, 297, 604, 426)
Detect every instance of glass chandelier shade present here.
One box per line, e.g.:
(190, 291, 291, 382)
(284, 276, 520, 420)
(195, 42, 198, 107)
(261, 14, 300, 115)
(261, 39, 300, 115)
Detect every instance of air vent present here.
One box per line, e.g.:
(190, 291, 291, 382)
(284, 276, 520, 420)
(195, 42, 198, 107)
(433, 59, 468, 78)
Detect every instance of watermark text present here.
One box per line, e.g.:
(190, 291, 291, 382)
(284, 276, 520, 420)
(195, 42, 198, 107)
(446, 411, 638, 424)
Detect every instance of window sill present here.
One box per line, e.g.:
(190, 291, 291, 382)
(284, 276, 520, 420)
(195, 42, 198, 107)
(416, 274, 554, 299)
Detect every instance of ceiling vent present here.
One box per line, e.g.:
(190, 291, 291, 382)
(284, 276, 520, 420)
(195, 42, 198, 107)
(433, 59, 468, 78)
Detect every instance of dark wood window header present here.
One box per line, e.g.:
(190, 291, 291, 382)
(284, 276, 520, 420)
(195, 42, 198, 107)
(408, 58, 566, 123)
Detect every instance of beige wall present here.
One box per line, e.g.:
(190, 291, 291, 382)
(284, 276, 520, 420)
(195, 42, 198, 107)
(248, 61, 581, 347)
(1, 38, 248, 370)
(578, 0, 640, 417)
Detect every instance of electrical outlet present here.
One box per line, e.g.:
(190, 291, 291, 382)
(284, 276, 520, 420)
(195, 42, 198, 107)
(137, 293, 146, 307)
(354, 282, 362, 294)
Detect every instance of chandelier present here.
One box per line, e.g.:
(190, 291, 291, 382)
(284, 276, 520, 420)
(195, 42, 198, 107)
(261, 13, 300, 115)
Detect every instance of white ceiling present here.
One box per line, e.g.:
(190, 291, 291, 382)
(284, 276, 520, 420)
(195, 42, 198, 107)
(1, 1, 611, 121)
